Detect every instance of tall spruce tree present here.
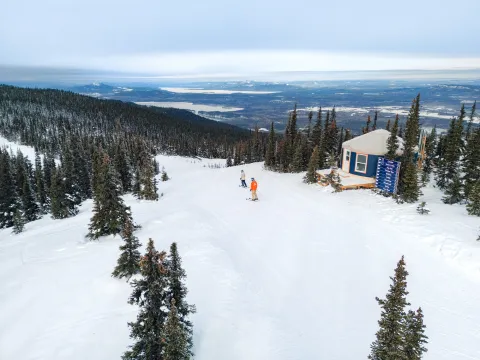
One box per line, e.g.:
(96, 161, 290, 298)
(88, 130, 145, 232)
(311, 107, 323, 148)
(369, 256, 410, 360)
(386, 119, 391, 131)
(162, 299, 190, 360)
(404, 308, 428, 360)
(304, 145, 320, 184)
(291, 134, 307, 172)
(399, 96, 421, 203)
(438, 105, 466, 202)
(463, 127, 480, 199)
(50, 167, 79, 219)
(265, 122, 276, 168)
(365, 115, 372, 133)
(465, 100, 477, 140)
(34, 152, 47, 213)
(373, 111, 378, 131)
(87, 154, 135, 240)
(385, 115, 400, 160)
(112, 218, 142, 281)
(12, 209, 25, 234)
(123, 239, 169, 360)
(166, 242, 196, 356)
(421, 126, 437, 186)
(21, 171, 39, 222)
(0, 150, 19, 228)
(467, 182, 480, 216)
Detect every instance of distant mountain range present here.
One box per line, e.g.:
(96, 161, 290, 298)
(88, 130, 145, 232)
(60, 80, 479, 134)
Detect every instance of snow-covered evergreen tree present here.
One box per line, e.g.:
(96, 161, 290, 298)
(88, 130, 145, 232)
(369, 256, 410, 360)
(122, 239, 169, 360)
(385, 114, 400, 160)
(304, 145, 320, 184)
(162, 299, 190, 360)
(34, 153, 47, 213)
(404, 308, 428, 360)
(0, 150, 19, 228)
(87, 154, 134, 240)
(466, 182, 480, 216)
(416, 202, 430, 215)
(166, 242, 196, 356)
(12, 209, 25, 234)
(264, 122, 276, 168)
(161, 167, 170, 182)
(399, 96, 421, 203)
(112, 218, 142, 281)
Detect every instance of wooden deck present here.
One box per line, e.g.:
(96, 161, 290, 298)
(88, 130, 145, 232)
(316, 169, 376, 191)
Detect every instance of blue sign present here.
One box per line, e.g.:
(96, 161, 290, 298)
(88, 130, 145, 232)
(375, 157, 401, 194)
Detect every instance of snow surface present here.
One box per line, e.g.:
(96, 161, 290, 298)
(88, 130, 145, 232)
(135, 101, 243, 113)
(1, 147, 480, 360)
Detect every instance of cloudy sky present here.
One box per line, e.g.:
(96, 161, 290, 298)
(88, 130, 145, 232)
(2, 0, 480, 77)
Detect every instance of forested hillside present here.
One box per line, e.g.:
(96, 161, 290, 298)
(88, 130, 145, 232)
(0, 85, 262, 231)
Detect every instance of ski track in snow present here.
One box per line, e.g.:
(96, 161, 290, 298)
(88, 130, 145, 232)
(0, 149, 480, 359)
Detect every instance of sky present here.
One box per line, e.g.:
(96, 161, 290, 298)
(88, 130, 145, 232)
(2, 0, 480, 78)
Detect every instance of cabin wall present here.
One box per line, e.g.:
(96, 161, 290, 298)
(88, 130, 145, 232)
(349, 152, 378, 177)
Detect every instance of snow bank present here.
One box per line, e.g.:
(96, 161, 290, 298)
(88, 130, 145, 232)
(0, 150, 479, 360)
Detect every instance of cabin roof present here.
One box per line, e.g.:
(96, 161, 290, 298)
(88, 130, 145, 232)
(342, 129, 404, 156)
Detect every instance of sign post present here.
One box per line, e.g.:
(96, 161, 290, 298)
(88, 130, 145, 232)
(375, 158, 401, 194)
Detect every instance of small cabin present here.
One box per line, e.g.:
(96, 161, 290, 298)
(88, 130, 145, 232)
(340, 129, 404, 178)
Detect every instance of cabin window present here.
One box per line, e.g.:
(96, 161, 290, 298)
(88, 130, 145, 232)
(355, 154, 368, 173)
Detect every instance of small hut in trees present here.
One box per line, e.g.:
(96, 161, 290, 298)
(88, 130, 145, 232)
(341, 129, 403, 177)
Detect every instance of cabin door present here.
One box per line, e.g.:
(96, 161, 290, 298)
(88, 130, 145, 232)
(342, 149, 351, 172)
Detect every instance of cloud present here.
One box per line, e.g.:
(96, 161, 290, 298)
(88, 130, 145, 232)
(49, 50, 480, 75)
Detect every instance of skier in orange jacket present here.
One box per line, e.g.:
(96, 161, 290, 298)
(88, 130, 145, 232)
(250, 178, 258, 201)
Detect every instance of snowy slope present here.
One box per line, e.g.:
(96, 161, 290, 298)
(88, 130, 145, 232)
(1, 150, 480, 360)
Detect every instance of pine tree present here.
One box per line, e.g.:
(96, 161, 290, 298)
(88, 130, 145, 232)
(404, 308, 428, 360)
(12, 209, 25, 234)
(466, 182, 480, 216)
(442, 173, 463, 204)
(385, 115, 400, 160)
(437, 105, 465, 194)
(311, 107, 323, 148)
(264, 122, 276, 168)
(304, 145, 320, 184)
(61, 146, 82, 206)
(373, 111, 378, 131)
(115, 143, 132, 193)
(112, 218, 142, 281)
(139, 153, 158, 201)
(344, 129, 352, 141)
(162, 299, 190, 360)
(399, 96, 421, 203)
(133, 168, 141, 197)
(465, 100, 476, 140)
(416, 202, 430, 215)
(421, 127, 437, 186)
(50, 167, 79, 219)
(369, 256, 410, 360)
(291, 134, 307, 172)
(463, 128, 480, 199)
(0, 150, 19, 228)
(365, 115, 372, 133)
(161, 167, 170, 182)
(166, 242, 196, 356)
(34, 152, 47, 213)
(386, 119, 391, 131)
(21, 171, 39, 222)
(87, 154, 135, 240)
(123, 239, 169, 360)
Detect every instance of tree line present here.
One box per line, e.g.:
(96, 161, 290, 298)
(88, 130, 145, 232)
(261, 96, 480, 217)
(0, 84, 256, 233)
